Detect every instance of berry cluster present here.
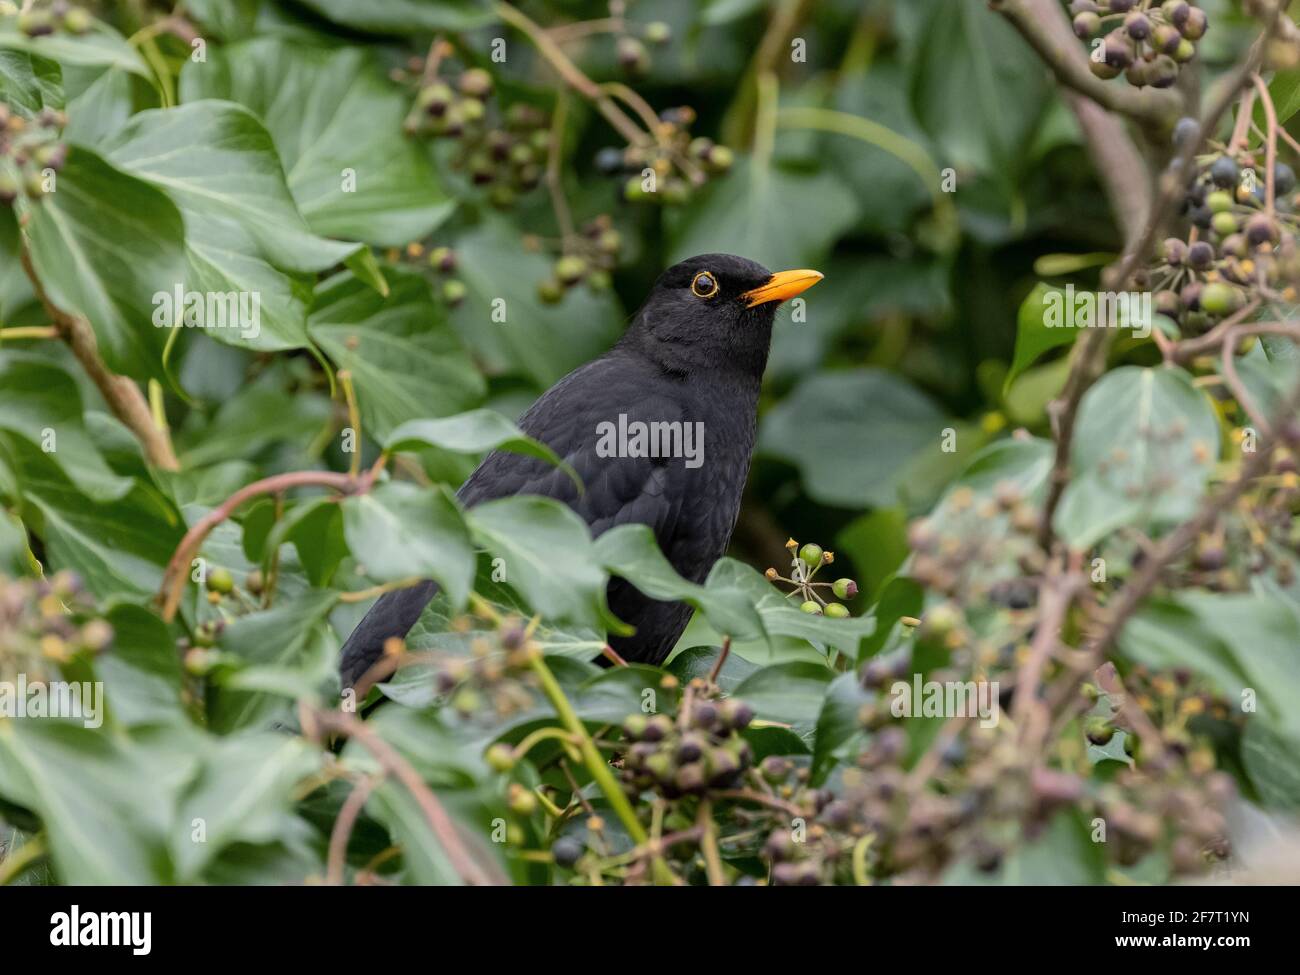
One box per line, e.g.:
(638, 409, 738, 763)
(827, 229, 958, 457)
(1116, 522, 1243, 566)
(599, 106, 734, 207)
(0, 105, 67, 204)
(429, 617, 542, 722)
(0, 572, 112, 683)
(618, 681, 755, 800)
(401, 60, 550, 210)
(1071, 0, 1207, 88)
(1153, 142, 1300, 332)
(765, 538, 858, 618)
(12, 0, 92, 37)
(534, 215, 621, 304)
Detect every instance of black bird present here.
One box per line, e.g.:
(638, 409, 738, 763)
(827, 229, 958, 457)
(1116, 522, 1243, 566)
(339, 254, 822, 688)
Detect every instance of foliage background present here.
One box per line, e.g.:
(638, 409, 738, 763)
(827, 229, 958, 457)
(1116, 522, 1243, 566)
(0, 0, 1298, 885)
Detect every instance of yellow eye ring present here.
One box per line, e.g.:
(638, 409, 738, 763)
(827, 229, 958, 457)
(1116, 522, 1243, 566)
(691, 271, 718, 298)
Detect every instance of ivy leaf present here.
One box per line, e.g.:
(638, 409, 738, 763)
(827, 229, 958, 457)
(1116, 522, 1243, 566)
(386, 409, 566, 470)
(23, 146, 188, 381)
(291, 0, 496, 32)
(341, 482, 475, 610)
(1005, 283, 1078, 388)
(667, 157, 859, 272)
(1054, 367, 1219, 550)
(308, 267, 484, 442)
(180, 40, 453, 246)
(732, 662, 834, 743)
(759, 368, 949, 508)
(0, 49, 62, 117)
(449, 218, 624, 390)
(0, 18, 151, 78)
(466, 496, 622, 635)
(0, 352, 132, 501)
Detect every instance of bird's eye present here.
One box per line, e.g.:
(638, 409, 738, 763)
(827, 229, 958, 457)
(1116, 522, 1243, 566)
(691, 272, 718, 298)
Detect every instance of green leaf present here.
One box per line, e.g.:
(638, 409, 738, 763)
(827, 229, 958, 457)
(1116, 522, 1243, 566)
(466, 496, 620, 635)
(0, 720, 190, 885)
(386, 409, 565, 470)
(0, 435, 180, 600)
(102, 101, 363, 352)
(103, 101, 356, 273)
(341, 482, 475, 609)
(667, 645, 761, 694)
(0, 18, 151, 78)
(1054, 367, 1219, 550)
(172, 733, 321, 880)
(1242, 720, 1300, 810)
(758, 368, 949, 508)
(667, 156, 859, 271)
(308, 267, 484, 442)
(0, 49, 62, 118)
(732, 661, 834, 743)
(97, 603, 186, 728)
(449, 218, 625, 389)
(595, 524, 764, 640)
(1005, 283, 1078, 388)
(910, 0, 1049, 183)
(0, 351, 132, 501)
(180, 39, 453, 246)
(811, 672, 872, 781)
(291, 0, 496, 32)
(23, 146, 188, 381)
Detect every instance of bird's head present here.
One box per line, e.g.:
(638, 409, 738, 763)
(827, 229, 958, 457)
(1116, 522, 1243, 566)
(623, 254, 822, 379)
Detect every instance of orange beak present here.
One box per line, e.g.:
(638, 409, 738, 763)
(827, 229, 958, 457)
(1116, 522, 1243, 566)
(740, 269, 823, 308)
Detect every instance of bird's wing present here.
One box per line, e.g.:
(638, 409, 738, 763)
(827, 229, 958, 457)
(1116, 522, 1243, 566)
(341, 354, 690, 686)
(459, 354, 687, 541)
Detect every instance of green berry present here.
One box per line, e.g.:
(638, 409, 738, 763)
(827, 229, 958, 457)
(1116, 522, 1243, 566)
(800, 600, 823, 615)
(798, 543, 823, 567)
(486, 743, 516, 772)
(1211, 211, 1237, 237)
(206, 567, 234, 594)
(507, 784, 537, 816)
(554, 255, 588, 286)
(1085, 717, 1114, 746)
(537, 278, 563, 304)
(1200, 282, 1238, 316)
(824, 602, 850, 618)
(1206, 190, 1234, 213)
(429, 246, 456, 273)
(643, 21, 672, 45)
(441, 279, 467, 307)
(831, 578, 858, 600)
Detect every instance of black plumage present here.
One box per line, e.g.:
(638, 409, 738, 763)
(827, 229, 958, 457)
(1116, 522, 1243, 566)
(339, 254, 821, 688)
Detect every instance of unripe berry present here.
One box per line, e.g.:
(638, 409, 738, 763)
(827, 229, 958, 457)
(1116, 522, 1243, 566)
(824, 602, 850, 618)
(507, 783, 537, 816)
(800, 600, 823, 615)
(457, 68, 494, 98)
(1200, 282, 1239, 316)
(554, 254, 588, 285)
(486, 743, 515, 772)
(832, 578, 858, 600)
(799, 542, 823, 567)
(441, 279, 467, 307)
(1211, 211, 1237, 237)
(206, 567, 234, 594)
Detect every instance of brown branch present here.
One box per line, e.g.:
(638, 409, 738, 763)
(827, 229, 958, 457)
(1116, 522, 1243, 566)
(307, 707, 504, 886)
(494, 2, 650, 147)
(994, 0, 1181, 130)
(326, 774, 378, 885)
(1034, 7, 1285, 550)
(157, 464, 383, 622)
(20, 248, 179, 471)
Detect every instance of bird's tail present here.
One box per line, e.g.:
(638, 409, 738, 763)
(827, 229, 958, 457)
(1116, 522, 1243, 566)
(338, 580, 440, 689)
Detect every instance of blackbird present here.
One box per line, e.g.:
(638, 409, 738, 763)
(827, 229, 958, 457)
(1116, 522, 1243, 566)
(339, 254, 822, 688)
